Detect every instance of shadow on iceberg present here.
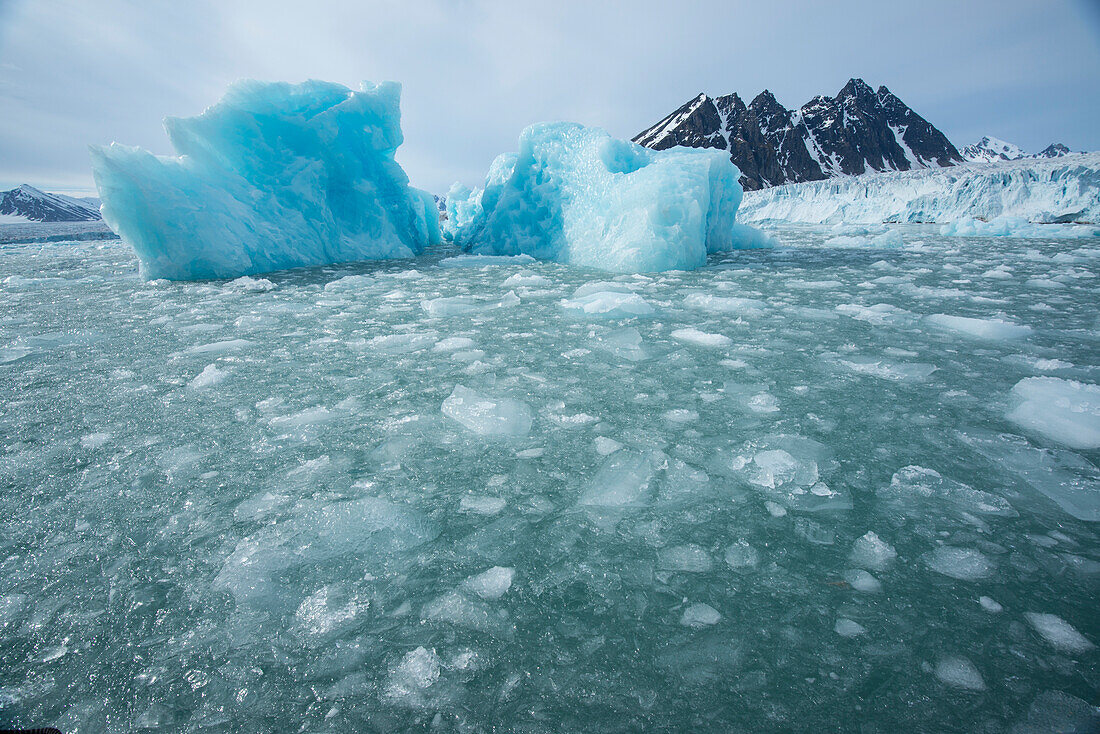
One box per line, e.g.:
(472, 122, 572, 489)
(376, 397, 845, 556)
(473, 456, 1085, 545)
(90, 79, 441, 281)
(444, 122, 773, 273)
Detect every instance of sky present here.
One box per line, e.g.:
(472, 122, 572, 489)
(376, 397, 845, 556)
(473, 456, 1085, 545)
(0, 0, 1098, 195)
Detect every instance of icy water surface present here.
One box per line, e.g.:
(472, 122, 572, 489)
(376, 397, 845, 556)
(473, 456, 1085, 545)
(1, 226, 1098, 732)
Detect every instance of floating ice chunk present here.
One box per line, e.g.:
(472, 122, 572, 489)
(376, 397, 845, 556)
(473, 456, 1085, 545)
(433, 336, 477, 352)
(560, 291, 654, 318)
(835, 356, 937, 381)
(367, 333, 437, 354)
(1024, 613, 1095, 653)
(90, 80, 440, 280)
(843, 569, 882, 593)
(835, 303, 915, 326)
(185, 338, 252, 356)
(1006, 377, 1100, 450)
(663, 409, 699, 424)
(978, 596, 1003, 613)
(925, 314, 1032, 341)
(934, 657, 986, 691)
(683, 293, 766, 315)
(447, 122, 757, 272)
(746, 392, 780, 413)
(594, 436, 623, 456)
(681, 603, 721, 628)
(80, 432, 111, 449)
(834, 619, 866, 638)
(442, 385, 533, 437)
(724, 540, 760, 570)
(421, 295, 479, 316)
(747, 449, 819, 490)
(437, 254, 537, 268)
(385, 647, 441, 699)
(459, 495, 506, 515)
(502, 271, 551, 287)
(188, 363, 227, 390)
(463, 567, 515, 600)
(925, 546, 993, 581)
(941, 217, 1100, 239)
(957, 430, 1100, 522)
(658, 544, 713, 573)
(824, 230, 904, 248)
(849, 531, 897, 571)
(295, 586, 363, 635)
(578, 451, 655, 508)
(764, 500, 787, 517)
(1012, 691, 1100, 734)
(422, 291, 519, 317)
(670, 328, 731, 348)
(593, 327, 649, 361)
(269, 406, 336, 429)
(226, 276, 276, 292)
(883, 465, 1015, 517)
(421, 590, 509, 634)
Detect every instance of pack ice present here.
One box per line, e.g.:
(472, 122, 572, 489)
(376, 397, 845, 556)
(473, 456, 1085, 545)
(444, 122, 770, 272)
(89, 80, 441, 280)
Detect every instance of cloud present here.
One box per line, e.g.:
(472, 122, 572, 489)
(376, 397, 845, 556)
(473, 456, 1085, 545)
(0, 0, 1098, 194)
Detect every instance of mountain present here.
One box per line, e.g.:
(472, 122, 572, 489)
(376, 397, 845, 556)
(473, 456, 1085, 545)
(633, 78, 963, 191)
(961, 136, 1025, 162)
(962, 138, 1074, 162)
(0, 185, 101, 222)
(1034, 143, 1070, 158)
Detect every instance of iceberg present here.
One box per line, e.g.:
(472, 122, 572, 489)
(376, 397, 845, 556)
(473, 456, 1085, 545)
(90, 79, 441, 280)
(445, 122, 768, 273)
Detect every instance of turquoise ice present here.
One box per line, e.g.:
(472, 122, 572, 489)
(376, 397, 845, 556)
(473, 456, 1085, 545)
(90, 80, 441, 280)
(446, 122, 771, 272)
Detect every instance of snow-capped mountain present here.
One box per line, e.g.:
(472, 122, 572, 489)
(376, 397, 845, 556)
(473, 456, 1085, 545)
(738, 152, 1100, 225)
(633, 78, 962, 191)
(1034, 143, 1070, 158)
(0, 184, 101, 222)
(961, 138, 1074, 162)
(961, 136, 1025, 162)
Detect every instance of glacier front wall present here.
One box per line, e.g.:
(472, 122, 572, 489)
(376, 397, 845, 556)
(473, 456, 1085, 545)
(445, 122, 768, 273)
(90, 80, 441, 281)
(737, 153, 1100, 226)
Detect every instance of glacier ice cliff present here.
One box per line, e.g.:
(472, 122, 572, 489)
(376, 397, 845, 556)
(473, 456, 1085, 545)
(444, 122, 769, 273)
(90, 80, 441, 280)
(737, 153, 1100, 226)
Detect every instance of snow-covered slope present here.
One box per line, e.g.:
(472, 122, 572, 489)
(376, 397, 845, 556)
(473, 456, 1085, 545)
(738, 153, 1100, 225)
(0, 185, 101, 222)
(961, 136, 1025, 162)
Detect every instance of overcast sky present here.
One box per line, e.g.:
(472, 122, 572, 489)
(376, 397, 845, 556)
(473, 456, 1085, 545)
(1, 0, 1098, 195)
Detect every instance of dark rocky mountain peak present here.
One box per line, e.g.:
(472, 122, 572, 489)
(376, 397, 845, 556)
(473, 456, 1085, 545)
(633, 79, 963, 190)
(0, 184, 102, 222)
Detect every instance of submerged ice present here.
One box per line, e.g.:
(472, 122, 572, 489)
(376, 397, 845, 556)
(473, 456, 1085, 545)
(445, 122, 769, 272)
(1, 219, 1098, 732)
(90, 80, 441, 280)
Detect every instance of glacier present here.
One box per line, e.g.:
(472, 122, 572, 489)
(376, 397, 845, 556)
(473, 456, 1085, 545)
(89, 80, 441, 280)
(738, 153, 1100, 228)
(445, 122, 769, 273)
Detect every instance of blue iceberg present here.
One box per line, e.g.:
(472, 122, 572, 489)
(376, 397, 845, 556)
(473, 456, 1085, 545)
(444, 122, 767, 272)
(90, 80, 441, 280)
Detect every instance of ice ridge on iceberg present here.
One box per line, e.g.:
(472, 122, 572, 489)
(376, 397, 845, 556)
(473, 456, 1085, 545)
(444, 122, 769, 273)
(90, 79, 441, 280)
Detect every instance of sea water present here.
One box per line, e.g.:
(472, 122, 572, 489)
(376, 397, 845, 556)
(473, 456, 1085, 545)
(1, 224, 1097, 731)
